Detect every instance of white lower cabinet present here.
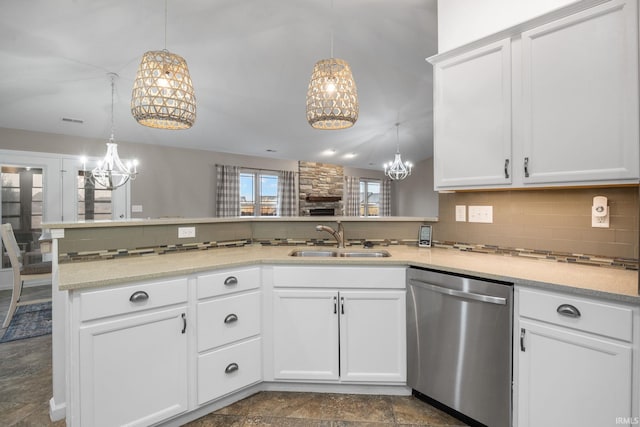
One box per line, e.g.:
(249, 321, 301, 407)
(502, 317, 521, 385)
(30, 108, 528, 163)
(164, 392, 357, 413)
(516, 287, 638, 427)
(271, 266, 406, 384)
(75, 278, 189, 427)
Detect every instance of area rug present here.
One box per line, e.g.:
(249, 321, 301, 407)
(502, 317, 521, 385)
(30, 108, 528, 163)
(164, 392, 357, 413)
(0, 301, 52, 343)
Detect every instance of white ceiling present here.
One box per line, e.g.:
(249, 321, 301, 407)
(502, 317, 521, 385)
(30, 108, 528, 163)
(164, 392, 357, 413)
(0, 0, 438, 170)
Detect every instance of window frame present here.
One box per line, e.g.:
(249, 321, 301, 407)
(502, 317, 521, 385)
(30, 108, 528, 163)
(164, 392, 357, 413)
(240, 169, 280, 217)
(359, 178, 382, 217)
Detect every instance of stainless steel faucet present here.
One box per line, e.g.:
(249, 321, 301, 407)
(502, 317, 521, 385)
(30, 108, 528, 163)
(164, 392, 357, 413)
(315, 221, 345, 248)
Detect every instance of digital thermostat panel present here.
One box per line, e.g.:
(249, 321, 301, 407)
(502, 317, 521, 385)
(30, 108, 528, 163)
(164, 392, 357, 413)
(418, 225, 432, 248)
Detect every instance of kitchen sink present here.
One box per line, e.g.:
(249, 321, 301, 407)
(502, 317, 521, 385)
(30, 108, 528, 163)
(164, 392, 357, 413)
(288, 250, 338, 257)
(288, 249, 391, 258)
(339, 250, 390, 258)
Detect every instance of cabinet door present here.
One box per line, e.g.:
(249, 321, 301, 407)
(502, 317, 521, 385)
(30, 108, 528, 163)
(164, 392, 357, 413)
(339, 290, 406, 383)
(518, 320, 632, 427)
(433, 39, 512, 189)
(79, 307, 188, 427)
(272, 289, 339, 380)
(521, 0, 639, 184)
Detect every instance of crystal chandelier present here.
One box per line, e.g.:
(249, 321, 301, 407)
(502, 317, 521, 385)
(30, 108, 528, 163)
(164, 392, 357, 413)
(305, 2, 358, 130)
(131, 0, 196, 130)
(384, 123, 413, 181)
(85, 73, 138, 190)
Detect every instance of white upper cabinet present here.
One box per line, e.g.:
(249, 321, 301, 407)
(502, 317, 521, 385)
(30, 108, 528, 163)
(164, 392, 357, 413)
(433, 39, 513, 188)
(521, 0, 639, 184)
(430, 0, 639, 190)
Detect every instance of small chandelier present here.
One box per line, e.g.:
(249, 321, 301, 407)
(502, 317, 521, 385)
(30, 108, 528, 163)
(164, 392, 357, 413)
(305, 1, 358, 130)
(131, 0, 196, 130)
(84, 73, 138, 190)
(384, 123, 413, 181)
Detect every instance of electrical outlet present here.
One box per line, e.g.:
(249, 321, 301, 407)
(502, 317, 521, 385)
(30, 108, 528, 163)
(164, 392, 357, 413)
(468, 206, 493, 223)
(178, 227, 196, 238)
(455, 205, 466, 222)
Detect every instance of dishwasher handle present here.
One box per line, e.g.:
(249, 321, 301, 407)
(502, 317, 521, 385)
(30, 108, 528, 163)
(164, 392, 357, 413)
(409, 279, 507, 305)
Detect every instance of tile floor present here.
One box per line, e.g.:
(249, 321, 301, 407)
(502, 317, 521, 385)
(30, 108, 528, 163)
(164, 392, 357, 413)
(0, 285, 467, 427)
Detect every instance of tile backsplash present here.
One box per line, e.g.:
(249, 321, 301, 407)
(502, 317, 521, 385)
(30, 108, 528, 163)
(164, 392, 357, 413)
(436, 186, 639, 260)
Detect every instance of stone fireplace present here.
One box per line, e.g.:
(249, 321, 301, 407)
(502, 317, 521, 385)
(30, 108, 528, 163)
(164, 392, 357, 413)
(298, 161, 344, 216)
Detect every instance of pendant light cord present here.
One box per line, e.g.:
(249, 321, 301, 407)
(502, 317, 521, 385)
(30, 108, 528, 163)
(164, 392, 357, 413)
(109, 74, 116, 142)
(330, 0, 334, 58)
(395, 123, 401, 152)
(164, 0, 168, 50)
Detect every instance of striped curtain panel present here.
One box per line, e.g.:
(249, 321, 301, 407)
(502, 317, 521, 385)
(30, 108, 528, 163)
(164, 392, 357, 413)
(344, 176, 360, 216)
(278, 170, 298, 216)
(380, 178, 392, 217)
(215, 165, 240, 217)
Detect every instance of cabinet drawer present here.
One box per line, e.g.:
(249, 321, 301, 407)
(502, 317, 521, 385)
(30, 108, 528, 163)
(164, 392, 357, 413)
(518, 288, 633, 342)
(197, 337, 262, 405)
(80, 277, 188, 322)
(197, 267, 260, 299)
(197, 291, 261, 352)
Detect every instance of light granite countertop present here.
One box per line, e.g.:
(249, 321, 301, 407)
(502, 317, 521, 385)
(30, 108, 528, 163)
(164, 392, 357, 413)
(58, 245, 640, 304)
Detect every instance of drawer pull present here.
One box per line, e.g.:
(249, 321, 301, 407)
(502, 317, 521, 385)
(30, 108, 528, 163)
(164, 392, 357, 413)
(224, 313, 238, 324)
(225, 363, 239, 374)
(557, 304, 581, 318)
(129, 291, 149, 303)
(224, 276, 238, 286)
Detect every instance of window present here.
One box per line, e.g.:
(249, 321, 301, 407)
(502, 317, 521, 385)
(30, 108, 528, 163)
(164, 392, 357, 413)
(359, 179, 381, 217)
(1, 166, 44, 268)
(240, 171, 279, 216)
(77, 172, 113, 220)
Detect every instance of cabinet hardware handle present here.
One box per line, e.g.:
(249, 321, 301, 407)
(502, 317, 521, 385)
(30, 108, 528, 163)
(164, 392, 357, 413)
(504, 159, 510, 179)
(333, 296, 337, 314)
(181, 313, 187, 334)
(557, 304, 581, 318)
(224, 276, 238, 286)
(520, 328, 526, 352)
(224, 313, 238, 324)
(341, 296, 345, 315)
(524, 157, 530, 178)
(225, 363, 239, 374)
(129, 291, 149, 303)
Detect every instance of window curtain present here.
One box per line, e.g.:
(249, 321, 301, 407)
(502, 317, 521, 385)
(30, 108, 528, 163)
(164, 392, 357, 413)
(278, 170, 298, 216)
(380, 178, 391, 217)
(215, 165, 240, 217)
(344, 176, 360, 217)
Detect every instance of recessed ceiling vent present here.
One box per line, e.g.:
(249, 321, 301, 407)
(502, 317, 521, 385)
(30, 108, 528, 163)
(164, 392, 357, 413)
(62, 117, 84, 124)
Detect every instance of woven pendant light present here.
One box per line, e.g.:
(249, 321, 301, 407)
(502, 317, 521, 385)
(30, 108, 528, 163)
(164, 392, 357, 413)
(306, 58, 359, 130)
(131, 0, 196, 130)
(131, 50, 196, 129)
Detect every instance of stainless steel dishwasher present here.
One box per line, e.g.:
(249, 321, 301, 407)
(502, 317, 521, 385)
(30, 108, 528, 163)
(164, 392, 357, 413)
(407, 267, 513, 427)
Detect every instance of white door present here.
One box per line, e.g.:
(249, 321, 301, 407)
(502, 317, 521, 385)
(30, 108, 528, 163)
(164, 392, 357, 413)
(79, 306, 188, 427)
(518, 320, 633, 427)
(339, 290, 406, 383)
(520, 0, 639, 184)
(272, 289, 339, 380)
(433, 39, 512, 189)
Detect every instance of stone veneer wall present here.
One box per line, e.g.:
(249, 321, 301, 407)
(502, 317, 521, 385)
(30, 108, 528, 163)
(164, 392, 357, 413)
(298, 161, 344, 216)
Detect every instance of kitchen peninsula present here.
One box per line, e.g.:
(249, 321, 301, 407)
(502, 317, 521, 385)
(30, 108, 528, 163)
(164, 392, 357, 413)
(46, 217, 640, 427)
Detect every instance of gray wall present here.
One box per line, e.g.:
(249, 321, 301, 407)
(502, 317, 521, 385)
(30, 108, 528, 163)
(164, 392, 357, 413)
(0, 127, 431, 218)
(392, 157, 438, 217)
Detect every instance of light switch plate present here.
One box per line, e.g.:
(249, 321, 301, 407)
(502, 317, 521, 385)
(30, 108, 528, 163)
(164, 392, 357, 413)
(178, 227, 196, 238)
(455, 205, 466, 222)
(468, 206, 493, 223)
(132, 204, 143, 213)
